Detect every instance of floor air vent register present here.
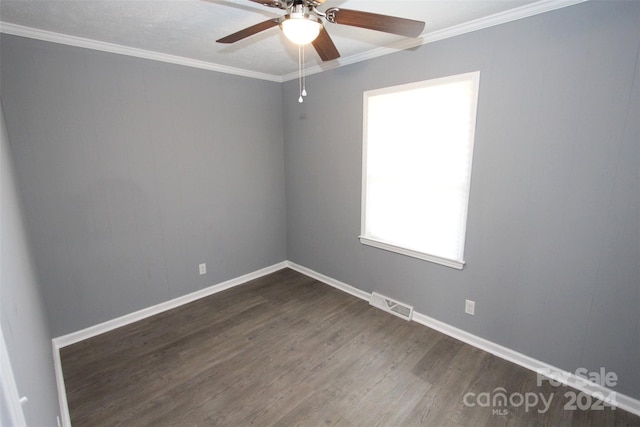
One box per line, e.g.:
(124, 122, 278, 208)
(369, 292, 414, 321)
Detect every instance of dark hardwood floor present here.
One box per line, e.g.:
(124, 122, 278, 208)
(60, 268, 640, 426)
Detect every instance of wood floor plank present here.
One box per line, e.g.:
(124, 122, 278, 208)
(60, 268, 640, 426)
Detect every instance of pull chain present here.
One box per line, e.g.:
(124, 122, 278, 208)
(298, 44, 308, 103)
(298, 44, 303, 103)
(302, 44, 307, 97)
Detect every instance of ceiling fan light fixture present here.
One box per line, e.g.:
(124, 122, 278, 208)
(281, 14, 321, 45)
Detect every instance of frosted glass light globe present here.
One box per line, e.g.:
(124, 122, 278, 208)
(281, 15, 321, 45)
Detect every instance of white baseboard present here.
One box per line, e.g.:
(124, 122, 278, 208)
(285, 261, 371, 301)
(52, 261, 287, 426)
(52, 339, 70, 427)
(52, 261, 287, 348)
(286, 262, 640, 417)
(411, 312, 640, 417)
(51, 260, 640, 424)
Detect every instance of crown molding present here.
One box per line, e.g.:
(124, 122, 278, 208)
(1, 0, 588, 83)
(0, 22, 283, 83)
(281, 0, 589, 81)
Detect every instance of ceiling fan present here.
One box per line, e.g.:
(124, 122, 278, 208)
(216, 0, 426, 61)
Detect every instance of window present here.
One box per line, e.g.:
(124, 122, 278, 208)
(360, 71, 480, 269)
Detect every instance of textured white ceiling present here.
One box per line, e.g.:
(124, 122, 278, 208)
(0, 0, 573, 79)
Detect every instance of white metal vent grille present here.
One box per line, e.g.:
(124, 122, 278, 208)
(369, 292, 413, 321)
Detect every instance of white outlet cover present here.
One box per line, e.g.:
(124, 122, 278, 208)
(199, 263, 206, 275)
(465, 299, 475, 315)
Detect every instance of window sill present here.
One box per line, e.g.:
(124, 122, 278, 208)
(359, 236, 465, 270)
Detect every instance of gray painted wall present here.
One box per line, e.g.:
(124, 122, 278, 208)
(1, 100, 60, 425)
(1, 35, 287, 337)
(1, 0, 638, 416)
(284, 1, 639, 399)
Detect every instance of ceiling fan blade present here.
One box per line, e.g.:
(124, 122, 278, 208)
(216, 18, 281, 43)
(312, 26, 340, 61)
(327, 8, 425, 38)
(248, 0, 283, 7)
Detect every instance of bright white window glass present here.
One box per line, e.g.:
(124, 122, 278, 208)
(360, 72, 480, 269)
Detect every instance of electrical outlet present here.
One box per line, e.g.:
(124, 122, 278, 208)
(199, 263, 206, 275)
(465, 299, 475, 315)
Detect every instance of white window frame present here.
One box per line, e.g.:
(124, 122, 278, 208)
(360, 71, 480, 270)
